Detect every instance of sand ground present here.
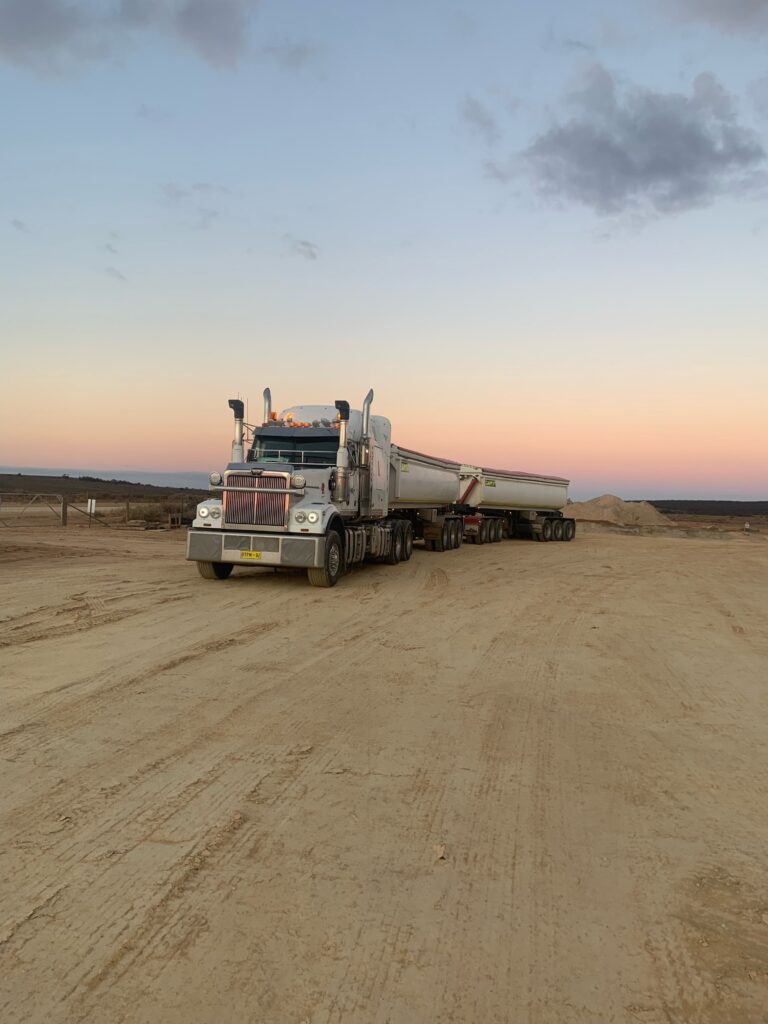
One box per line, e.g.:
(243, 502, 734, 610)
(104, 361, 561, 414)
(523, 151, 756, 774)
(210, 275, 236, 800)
(1, 524, 767, 1024)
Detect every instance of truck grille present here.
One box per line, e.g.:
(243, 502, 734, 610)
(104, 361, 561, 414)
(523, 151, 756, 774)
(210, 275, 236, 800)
(223, 472, 290, 527)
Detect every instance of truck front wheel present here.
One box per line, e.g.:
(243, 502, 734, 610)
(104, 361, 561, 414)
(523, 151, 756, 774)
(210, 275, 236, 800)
(308, 532, 343, 588)
(197, 561, 233, 580)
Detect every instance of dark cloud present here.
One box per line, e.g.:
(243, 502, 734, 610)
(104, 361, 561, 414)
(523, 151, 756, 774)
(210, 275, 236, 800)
(106, 266, 127, 282)
(0, 0, 88, 68)
(460, 95, 500, 146)
(0, 0, 260, 71)
(174, 0, 252, 68)
(11, 217, 30, 233)
(665, 0, 768, 32)
(285, 236, 319, 261)
(499, 65, 766, 216)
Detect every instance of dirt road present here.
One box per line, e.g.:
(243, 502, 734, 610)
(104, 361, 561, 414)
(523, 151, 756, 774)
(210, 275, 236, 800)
(1, 526, 767, 1023)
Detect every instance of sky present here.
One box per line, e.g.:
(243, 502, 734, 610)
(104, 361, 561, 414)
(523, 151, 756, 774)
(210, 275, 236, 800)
(1, 0, 767, 499)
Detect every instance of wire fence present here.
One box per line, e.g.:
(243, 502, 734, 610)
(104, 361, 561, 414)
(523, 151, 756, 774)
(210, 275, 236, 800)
(0, 492, 201, 529)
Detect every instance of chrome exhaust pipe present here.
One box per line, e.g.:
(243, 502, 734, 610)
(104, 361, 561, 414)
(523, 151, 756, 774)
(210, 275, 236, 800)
(228, 398, 245, 462)
(334, 399, 350, 502)
(361, 388, 374, 439)
(263, 387, 272, 424)
(360, 389, 374, 469)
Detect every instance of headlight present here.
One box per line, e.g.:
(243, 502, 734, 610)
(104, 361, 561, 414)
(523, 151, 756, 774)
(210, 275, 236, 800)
(210, 507, 221, 519)
(307, 511, 319, 524)
(198, 506, 210, 518)
(291, 473, 306, 489)
(294, 511, 307, 523)
(209, 472, 222, 486)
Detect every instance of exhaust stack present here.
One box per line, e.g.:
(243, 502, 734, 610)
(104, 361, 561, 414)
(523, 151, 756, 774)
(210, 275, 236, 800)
(228, 398, 245, 463)
(334, 399, 350, 503)
(263, 387, 272, 424)
(360, 388, 374, 470)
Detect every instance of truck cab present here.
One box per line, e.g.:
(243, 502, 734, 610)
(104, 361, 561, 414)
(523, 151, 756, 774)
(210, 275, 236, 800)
(187, 390, 395, 587)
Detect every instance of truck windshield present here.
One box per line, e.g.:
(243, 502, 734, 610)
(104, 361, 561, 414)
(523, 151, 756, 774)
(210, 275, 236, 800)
(248, 433, 339, 467)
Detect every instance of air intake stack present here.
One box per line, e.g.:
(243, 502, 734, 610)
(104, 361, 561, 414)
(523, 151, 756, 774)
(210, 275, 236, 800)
(334, 399, 350, 503)
(228, 398, 245, 462)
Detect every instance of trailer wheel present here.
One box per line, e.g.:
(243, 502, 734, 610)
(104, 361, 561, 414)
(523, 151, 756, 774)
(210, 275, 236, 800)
(563, 519, 576, 541)
(455, 520, 464, 547)
(476, 520, 486, 545)
(384, 523, 404, 565)
(552, 519, 564, 541)
(541, 519, 554, 542)
(308, 532, 343, 587)
(197, 561, 233, 580)
(402, 522, 414, 560)
(494, 520, 503, 542)
(447, 520, 459, 549)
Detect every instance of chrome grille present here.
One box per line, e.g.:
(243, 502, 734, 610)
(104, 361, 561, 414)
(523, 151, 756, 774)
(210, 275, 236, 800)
(223, 472, 289, 527)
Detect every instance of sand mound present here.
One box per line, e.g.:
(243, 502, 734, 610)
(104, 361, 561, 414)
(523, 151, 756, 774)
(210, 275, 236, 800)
(563, 494, 674, 527)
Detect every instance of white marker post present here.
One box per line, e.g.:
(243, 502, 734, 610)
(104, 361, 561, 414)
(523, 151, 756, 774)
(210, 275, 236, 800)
(87, 498, 96, 528)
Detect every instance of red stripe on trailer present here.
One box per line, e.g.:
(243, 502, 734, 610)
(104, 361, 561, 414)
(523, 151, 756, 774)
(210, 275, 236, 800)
(459, 476, 480, 505)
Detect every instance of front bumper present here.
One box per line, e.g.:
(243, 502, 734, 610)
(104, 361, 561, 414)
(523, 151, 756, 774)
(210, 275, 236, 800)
(186, 528, 326, 569)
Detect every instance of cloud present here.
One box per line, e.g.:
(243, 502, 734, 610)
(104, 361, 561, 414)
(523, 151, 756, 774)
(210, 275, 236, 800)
(664, 0, 768, 32)
(191, 181, 232, 195)
(284, 235, 319, 261)
(11, 217, 30, 233)
(160, 181, 189, 203)
(194, 206, 220, 229)
(0, 0, 260, 72)
(173, 0, 252, 68)
(104, 242, 118, 254)
(261, 41, 317, 70)
(500, 65, 766, 216)
(750, 75, 768, 118)
(106, 266, 127, 282)
(460, 95, 500, 146)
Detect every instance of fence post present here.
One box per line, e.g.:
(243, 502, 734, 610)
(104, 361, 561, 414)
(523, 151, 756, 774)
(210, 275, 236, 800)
(125, 500, 130, 524)
(61, 497, 68, 526)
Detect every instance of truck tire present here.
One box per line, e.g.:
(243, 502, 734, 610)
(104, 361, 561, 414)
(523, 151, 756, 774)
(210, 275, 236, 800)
(197, 561, 233, 580)
(476, 519, 487, 545)
(449, 520, 460, 549)
(552, 519, 564, 541)
(307, 532, 343, 587)
(494, 520, 503, 542)
(564, 519, 576, 541)
(541, 519, 554, 542)
(455, 520, 464, 547)
(402, 522, 414, 560)
(385, 523, 404, 565)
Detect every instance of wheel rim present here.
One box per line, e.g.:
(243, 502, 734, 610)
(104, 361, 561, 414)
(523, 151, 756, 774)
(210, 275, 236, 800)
(328, 543, 341, 577)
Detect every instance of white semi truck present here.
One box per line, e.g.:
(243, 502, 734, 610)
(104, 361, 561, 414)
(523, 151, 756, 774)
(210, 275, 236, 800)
(186, 389, 575, 587)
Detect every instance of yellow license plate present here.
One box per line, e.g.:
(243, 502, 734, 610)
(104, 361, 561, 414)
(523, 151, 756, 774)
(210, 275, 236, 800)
(240, 550, 262, 560)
